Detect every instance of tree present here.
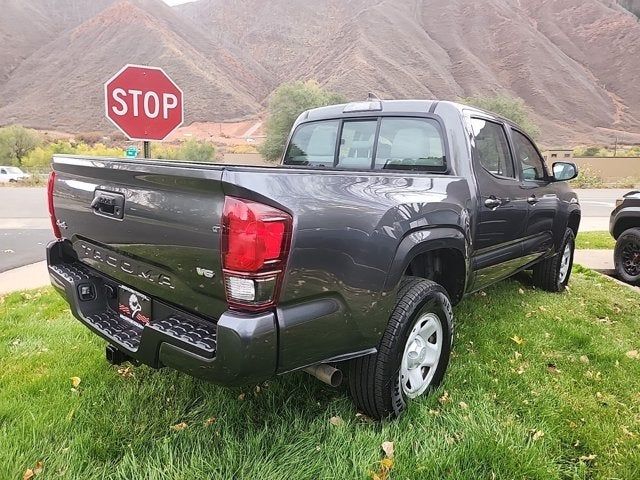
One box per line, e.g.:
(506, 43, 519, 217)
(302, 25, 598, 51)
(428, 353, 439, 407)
(179, 139, 215, 162)
(0, 125, 42, 166)
(259, 80, 346, 162)
(462, 94, 540, 139)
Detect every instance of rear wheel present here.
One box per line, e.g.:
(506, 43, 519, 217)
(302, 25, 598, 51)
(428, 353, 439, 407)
(532, 228, 575, 292)
(348, 278, 453, 420)
(614, 228, 640, 286)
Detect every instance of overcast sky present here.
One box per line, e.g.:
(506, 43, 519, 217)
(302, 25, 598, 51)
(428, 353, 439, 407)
(163, 0, 196, 5)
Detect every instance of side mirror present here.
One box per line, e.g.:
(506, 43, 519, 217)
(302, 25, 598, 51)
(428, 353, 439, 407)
(552, 162, 578, 182)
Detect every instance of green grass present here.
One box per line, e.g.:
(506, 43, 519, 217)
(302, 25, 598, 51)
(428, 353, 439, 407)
(1, 269, 639, 479)
(576, 231, 616, 250)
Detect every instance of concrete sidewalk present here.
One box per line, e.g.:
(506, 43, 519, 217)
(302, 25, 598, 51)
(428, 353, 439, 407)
(0, 261, 49, 295)
(573, 249, 614, 272)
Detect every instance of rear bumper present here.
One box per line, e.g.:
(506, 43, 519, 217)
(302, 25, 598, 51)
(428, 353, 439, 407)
(47, 240, 277, 386)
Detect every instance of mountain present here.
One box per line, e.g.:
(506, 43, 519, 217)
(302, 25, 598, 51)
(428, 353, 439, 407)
(0, 0, 272, 131)
(178, 0, 640, 145)
(0, 0, 114, 79)
(1, 0, 639, 145)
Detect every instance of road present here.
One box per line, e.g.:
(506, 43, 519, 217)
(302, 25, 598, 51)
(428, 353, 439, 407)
(0, 187, 52, 273)
(0, 187, 630, 272)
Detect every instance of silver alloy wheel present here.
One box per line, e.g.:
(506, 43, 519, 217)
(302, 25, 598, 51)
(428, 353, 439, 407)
(399, 312, 443, 399)
(558, 242, 572, 283)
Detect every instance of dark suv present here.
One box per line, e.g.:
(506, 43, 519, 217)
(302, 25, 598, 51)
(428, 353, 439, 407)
(610, 191, 640, 285)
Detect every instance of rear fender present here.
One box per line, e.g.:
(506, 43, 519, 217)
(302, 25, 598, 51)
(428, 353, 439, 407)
(384, 227, 470, 293)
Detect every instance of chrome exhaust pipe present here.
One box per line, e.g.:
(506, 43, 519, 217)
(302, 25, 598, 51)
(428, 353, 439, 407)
(304, 364, 343, 387)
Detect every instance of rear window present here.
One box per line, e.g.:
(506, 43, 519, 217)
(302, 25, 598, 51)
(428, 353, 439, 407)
(374, 118, 445, 171)
(283, 117, 446, 172)
(283, 120, 338, 167)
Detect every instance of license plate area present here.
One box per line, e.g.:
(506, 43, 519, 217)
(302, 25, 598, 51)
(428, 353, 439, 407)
(118, 286, 152, 325)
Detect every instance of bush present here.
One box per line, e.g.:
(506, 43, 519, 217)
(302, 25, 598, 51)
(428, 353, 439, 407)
(178, 139, 215, 162)
(462, 94, 540, 138)
(0, 125, 42, 166)
(570, 166, 605, 188)
(22, 141, 122, 168)
(259, 80, 346, 162)
(151, 143, 181, 160)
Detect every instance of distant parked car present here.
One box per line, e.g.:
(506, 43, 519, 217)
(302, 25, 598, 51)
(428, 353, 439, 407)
(610, 191, 640, 285)
(0, 166, 30, 183)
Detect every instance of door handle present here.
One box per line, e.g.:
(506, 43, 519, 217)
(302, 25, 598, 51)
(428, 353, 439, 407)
(527, 195, 539, 205)
(484, 196, 502, 209)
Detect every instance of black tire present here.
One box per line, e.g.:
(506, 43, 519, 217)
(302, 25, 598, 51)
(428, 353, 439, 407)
(348, 278, 453, 420)
(614, 228, 640, 286)
(532, 228, 575, 292)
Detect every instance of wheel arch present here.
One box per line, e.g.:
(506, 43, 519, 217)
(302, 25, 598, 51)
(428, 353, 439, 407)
(384, 227, 469, 305)
(612, 209, 640, 239)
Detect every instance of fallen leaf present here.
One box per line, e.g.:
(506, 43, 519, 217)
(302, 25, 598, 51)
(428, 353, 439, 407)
(70, 376, 81, 388)
(171, 422, 188, 431)
(459, 401, 469, 409)
(254, 385, 261, 394)
(329, 416, 344, 426)
(579, 454, 596, 462)
(381, 441, 394, 459)
(370, 458, 394, 480)
(356, 412, 374, 423)
(626, 350, 639, 360)
(438, 391, 451, 404)
(538, 306, 547, 312)
(514, 351, 522, 359)
(204, 417, 216, 427)
(518, 288, 525, 294)
(531, 429, 545, 441)
(579, 355, 590, 364)
(117, 366, 134, 379)
(238, 393, 246, 401)
(511, 336, 524, 345)
(23, 462, 43, 480)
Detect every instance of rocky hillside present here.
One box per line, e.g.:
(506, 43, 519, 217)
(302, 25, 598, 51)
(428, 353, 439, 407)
(1, 0, 639, 145)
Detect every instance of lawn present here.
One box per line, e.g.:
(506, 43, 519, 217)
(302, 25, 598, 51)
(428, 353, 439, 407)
(1, 268, 639, 479)
(575, 231, 616, 250)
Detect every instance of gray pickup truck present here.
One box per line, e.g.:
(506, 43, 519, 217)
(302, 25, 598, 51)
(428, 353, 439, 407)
(47, 100, 580, 419)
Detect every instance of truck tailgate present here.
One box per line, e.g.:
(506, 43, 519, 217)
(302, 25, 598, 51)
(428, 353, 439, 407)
(52, 155, 228, 320)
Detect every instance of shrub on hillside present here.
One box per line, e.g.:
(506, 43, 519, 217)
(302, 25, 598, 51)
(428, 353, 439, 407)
(179, 139, 216, 162)
(0, 125, 41, 166)
(260, 80, 345, 162)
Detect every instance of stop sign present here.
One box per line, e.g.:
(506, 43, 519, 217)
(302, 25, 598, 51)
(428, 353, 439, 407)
(104, 64, 183, 141)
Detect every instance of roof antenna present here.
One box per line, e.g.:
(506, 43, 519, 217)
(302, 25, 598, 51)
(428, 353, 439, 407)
(367, 92, 381, 101)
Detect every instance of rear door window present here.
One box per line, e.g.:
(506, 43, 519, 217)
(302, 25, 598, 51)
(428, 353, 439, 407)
(511, 129, 547, 181)
(337, 120, 377, 169)
(374, 118, 445, 171)
(470, 118, 515, 178)
(283, 120, 338, 167)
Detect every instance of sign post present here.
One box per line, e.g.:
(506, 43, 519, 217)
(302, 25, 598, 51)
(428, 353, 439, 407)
(105, 64, 183, 157)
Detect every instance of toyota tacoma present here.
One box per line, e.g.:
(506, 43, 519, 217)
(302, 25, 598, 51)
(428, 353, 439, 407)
(47, 100, 580, 419)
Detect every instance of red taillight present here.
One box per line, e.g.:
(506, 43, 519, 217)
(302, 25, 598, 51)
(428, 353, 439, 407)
(47, 171, 62, 239)
(221, 197, 292, 311)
